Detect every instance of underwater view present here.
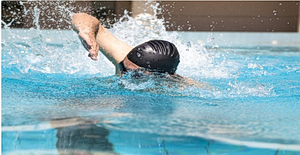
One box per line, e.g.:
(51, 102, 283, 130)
(2, 1, 300, 154)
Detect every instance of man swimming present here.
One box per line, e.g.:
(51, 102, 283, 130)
(72, 13, 210, 89)
(72, 13, 179, 76)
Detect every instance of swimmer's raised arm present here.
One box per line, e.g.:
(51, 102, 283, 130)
(72, 13, 100, 60)
(72, 13, 133, 73)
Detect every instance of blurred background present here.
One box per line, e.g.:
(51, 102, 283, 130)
(1, 1, 300, 32)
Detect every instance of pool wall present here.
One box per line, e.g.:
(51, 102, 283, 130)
(2, 1, 300, 32)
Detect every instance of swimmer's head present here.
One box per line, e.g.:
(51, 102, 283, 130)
(119, 40, 180, 75)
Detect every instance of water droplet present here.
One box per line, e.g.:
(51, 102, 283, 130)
(287, 22, 290, 25)
(187, 41, 192, 48)
(279, 3, 282, 5)
(137, 52, 141, 57)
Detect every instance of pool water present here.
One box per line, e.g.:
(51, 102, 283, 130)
(2, 2, 300, 155)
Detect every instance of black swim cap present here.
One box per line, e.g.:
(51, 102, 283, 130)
(126, 40, 180, 75)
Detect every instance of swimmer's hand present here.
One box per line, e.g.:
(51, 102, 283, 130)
(72, 13, 100, 60)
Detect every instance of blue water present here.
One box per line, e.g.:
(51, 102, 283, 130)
(2, 28, 300, 154)
(2, 3, 300, 154)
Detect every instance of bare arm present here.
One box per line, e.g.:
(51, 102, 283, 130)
(95, 24, 133, 65)
(72, 13, 133, 73)
(72, 13, 100, 60)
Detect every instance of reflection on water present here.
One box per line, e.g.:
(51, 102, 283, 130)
(2, 58, 300, 154)
(53, 118, 116, 155)
(4, 117, 299, 155)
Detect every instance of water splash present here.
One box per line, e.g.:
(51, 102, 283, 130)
(109, 4, 238, 80)
(1, 1, 275, 97)
(2, 1, 116, 76)
(2, 2, 233, 78)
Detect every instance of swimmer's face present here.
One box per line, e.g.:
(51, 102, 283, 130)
(119, 57, 150, 76)
(119, 57, 173, 78)
(121, 57, 140, 72)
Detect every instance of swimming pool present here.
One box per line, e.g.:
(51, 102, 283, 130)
(2, 3, 300, 155)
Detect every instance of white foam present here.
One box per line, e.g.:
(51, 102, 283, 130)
(2, 2, 240, 80)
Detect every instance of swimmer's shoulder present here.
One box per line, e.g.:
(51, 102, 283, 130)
(170, 74, 214, 90)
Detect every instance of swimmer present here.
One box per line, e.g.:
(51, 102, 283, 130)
(72, 13, 210, 89)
